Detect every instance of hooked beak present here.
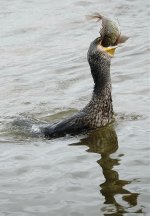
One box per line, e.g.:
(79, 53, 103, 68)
(103, 46, 118, 57)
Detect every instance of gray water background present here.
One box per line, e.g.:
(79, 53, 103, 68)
(0, 0, 149, 215)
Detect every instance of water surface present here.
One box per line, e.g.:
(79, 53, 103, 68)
(0, 0, 149, 215)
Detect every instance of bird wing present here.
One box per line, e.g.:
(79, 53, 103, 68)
(43, 111, 89, 138)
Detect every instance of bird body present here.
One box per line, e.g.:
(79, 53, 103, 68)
(42, 15, 128, 138)
(42, 38, 114, 138)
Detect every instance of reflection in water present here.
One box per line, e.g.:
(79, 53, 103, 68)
(71, 125, 142, 215)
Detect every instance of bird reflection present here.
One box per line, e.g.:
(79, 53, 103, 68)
(71, 125, 141, 215)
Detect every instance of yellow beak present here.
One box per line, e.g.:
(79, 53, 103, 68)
(103, 46, 118, 57)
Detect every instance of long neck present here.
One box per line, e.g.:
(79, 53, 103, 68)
(92, 79, 113, 121)
(83, 60, 113, 127)
(90, 55, 111, 93)
(91, 63, 113, 117)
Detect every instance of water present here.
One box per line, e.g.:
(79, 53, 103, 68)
(0, 0, 149, 215)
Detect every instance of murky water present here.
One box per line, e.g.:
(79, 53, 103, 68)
(0, 0, 149, 215)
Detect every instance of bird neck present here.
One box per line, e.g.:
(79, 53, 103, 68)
(83, 65, 113, 127)
(90, 81, 113, 127)
(93, 82, 113, 107)
(90, 61, 111, 94)
(93, 64, 113, 118)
